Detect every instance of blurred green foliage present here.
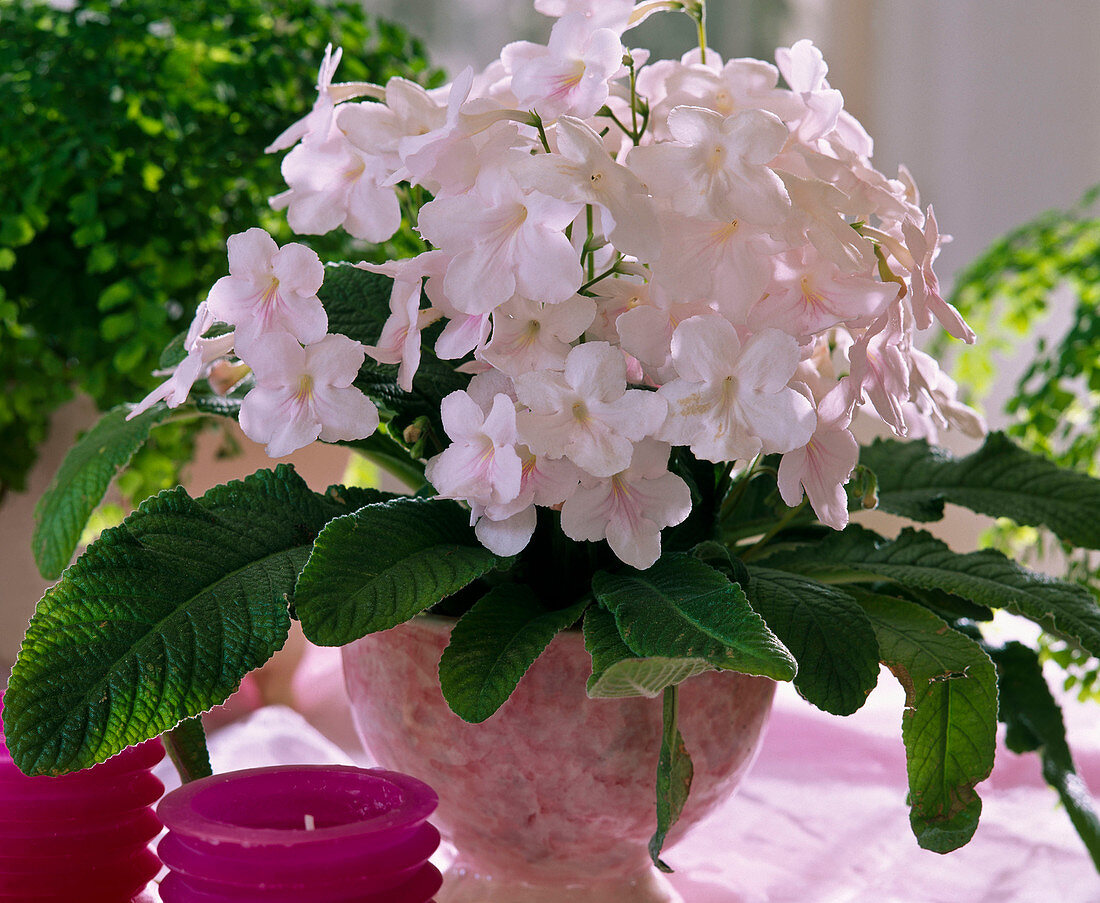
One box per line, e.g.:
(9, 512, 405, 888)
(0, 0, 440, 502)
(949, 186, 1100, 700)
(947, 186, 1100, 471)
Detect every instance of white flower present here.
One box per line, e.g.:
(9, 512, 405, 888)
(126, 302, 234, 419)
(205, 228, 327, 354)
(521, 116, 660, 261)
(627, 106, 791, 224)
(658, 315, 816, 462)
(502, 14, 624, 120)
(560, 440, 691, 569)
(238, 333, 378, 457)
(515, 341, 666, 478)
(417, 168, 583, 314)
(425, 391, 523, 509)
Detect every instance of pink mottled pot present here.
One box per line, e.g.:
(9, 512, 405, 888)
(342, 615, 775, 903)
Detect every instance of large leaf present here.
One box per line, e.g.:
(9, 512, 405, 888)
(439, 586, 588, 723)
(6, 465, 353, 776)
(583, 605, 712, 699)
(319, 263, 468, 439)
(744, 567, 879, 715)
(855, 591, 998, 853)
(32, 402, 176, 579)
(591, 554, 796, 681)
(295, 497, 507, 646)
(991, 642, 1100, 869)
(649, 686, 694, 872)
(762, 525, 1100, 656)
(863, 433, 1100, 549)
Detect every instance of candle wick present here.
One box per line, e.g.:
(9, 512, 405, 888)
(304, 814, 316, 831)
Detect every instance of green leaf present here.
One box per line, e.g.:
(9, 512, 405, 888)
(591, 554, 796, 681)
(6, 465, 351, 776)
(990, 642, 1100, 869)
(33, 402, 177, 579)
(162, 716, 212, 784)
(762, 525, 1100, 657)
(744, 567, 879, 715)
(855, 592, 998, 853)
(649, 685, 694, 872)
(864, 433, 1100, 549)
(583, 606, 712, 699)
(439, 587, 588, 723)
(295, 497, 508, 646)
(319, 263, 468, 439)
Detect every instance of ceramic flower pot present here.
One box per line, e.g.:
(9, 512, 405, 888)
(342, 615, 776, 903)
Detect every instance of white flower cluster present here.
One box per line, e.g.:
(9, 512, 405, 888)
(138, 0, 985, 569)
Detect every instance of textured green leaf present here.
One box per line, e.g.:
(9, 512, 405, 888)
(649, 686, 694, 872)
(864, 433, 1100, 548)
(592, 554, 796, 681)
(762, 525, 1100, 656)
(32, 403, 176, 579)
(7, 465, 350, 776)
(856, 592, 998, 853)
(163, 716, 212, 784)
(320, 263, 468, 439)
(991, 642, 1100, 869)
(744, 567, 879, 715)
(440, 587, 587, 723)
(295, 497, 507, 645)
(583, 606, 712, 699)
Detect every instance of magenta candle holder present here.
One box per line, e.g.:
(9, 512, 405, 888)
(0, 694, 165, 902)
(156, 765, 442, 902)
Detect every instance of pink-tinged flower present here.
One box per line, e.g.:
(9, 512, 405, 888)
(522, 116, 660, 261)
(748, 245, 898, 340)
(425, 391, 523, 510)
(205, 228, 327, 354)
(127, 302, 234, 419)
(474, 443, 585, 556)
(359, 251, 448, 391)
(534, 0, 636, 31)
(587, 276, 650, 343)
(779, 174, 875, 268)
(417, 169, 583, 314)
(265, 45, 384, 154)
(774, 39, 843, 142)
(560, 439, 691, 569)
(515, 341, 667, 478)
(901, 207, 976, 343)
(480, 294, 595, 376)
(338, 77, 448, 174)
(658, 315, 816, 462)
(907, 348, 987, 439)
(627, 106, 791, 224)
(846, 316, 911, 436)
(502, 14, 624, 120)
(777, 385, 858, 530)
(271, 133, 401, 243)
(650, 211, 774, 315)
(238, 333, 378, 458)
(651, 56, 802, 131)
(615, 282, 714, 382)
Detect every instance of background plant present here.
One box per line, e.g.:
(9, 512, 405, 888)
(0, 0, 440, 505)
(945, 186, 1100, 700)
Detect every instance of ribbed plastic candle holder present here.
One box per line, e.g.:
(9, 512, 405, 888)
(0, 694, 165, 902)
(157, 765, 442, 902)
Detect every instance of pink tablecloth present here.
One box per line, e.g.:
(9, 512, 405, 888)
(153, 649, 1100, 902)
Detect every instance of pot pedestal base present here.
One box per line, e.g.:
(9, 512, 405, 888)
(438, 861, 683, 903)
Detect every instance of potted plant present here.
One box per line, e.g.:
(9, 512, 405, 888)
(6, 0, 1100, 897)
